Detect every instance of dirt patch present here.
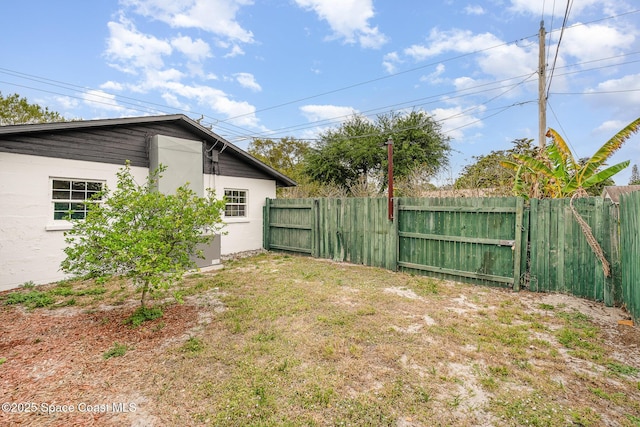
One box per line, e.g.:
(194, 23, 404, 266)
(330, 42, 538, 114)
(1, 254, 639, 426)
(0, 283, 225, 427)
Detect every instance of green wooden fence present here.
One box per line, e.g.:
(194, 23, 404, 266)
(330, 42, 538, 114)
(264, 195, 636, 317)
(528, 198, 620, 306)
(620, 191, 640, 321)
(396, 197, 526, 288)
(264, 198, 396, 270)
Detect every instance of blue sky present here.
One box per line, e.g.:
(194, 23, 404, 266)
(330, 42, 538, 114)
(1, 0, 639, 184)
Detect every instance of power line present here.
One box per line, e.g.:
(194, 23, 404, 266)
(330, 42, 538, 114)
(550, 89, 640, 95)
(243, 72, 539, 140)
(1, 8, 638, 143)
(239, 50, 639, 142)
(547, 101, 576, 154)
(0, 68, 262, 140)
(546, 0, 573, 100)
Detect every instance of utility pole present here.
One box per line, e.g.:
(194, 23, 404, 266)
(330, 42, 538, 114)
(538, 20, 547, 150)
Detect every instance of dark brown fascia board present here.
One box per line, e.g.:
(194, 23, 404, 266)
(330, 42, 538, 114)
(0, 114, 187, 135)
(0, 114, 297, 188)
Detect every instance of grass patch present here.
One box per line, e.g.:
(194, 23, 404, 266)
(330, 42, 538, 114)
(606, 362, 640, 377)
(103, 342, 128, 359)
(5, 290, 54, 309)
(179, 337, 205, 354)
(124, 306, 163, 327)
(3, 279, 113, 310)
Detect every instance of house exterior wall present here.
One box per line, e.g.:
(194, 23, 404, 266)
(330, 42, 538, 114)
(204, 174, 275, 255)
(0, 152, 148, 290)
(0, 152, 276, 291)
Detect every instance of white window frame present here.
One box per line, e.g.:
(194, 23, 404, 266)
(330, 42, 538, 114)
(224, 188, 248, 219)
(50, 177, 105, 224)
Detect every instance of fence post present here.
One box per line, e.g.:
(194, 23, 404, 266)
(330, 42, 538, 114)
(394, 197, 400, 271)
(513, 198, 524, 291)
(313, 198, 320, 257)
(263, 198, 271, 251)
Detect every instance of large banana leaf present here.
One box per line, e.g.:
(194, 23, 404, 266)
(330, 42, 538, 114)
(546, 128, 577, 172)
(581, 160, 631, 188)
(512, 154, 556, 179)
(578, 117, 640, 182)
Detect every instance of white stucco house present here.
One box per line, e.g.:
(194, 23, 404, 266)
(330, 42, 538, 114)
(0, 114, 296, 291)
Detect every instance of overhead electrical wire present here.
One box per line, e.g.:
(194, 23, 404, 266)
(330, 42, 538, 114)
(546, 0, 557, 71)
(546, 0, 573, 100)
(0, 8, 637, 144)
(248, 72, 539, 145)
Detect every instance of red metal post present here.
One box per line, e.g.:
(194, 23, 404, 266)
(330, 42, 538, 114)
(386, 138, 394, 220)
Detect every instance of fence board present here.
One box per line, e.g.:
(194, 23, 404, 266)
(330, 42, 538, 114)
(526, 197, 620, 305)
(620, 191, 640, 321)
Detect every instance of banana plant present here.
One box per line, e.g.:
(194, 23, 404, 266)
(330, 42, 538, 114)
(502, 117, 639, 199)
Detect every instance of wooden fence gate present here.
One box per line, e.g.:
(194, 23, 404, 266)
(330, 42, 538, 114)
(396, 197, 526, 288)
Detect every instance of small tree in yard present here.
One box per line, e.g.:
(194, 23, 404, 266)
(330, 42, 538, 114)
(61, 163, 226, 310)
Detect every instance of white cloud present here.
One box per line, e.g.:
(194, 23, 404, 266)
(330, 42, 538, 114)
(476, 41, 536, 81)
(161, 92, 191, 111)
(429, 105, 485, 141)
(594, 119, 628, 134)
(420, 63, 446, 84)
(125, 68, 185, 94)
(156, 81, 259, 127)
(171, 35, 212, 62)
(294, 0, 388, 49)
(234, 72, 262, 92)
(100, 81, 124, 91)
(404, 29, 501, 60)
(224, 44, 245, 58)
(464, 5, 485, 15)
(404, 28, 537, 84)
(82, 89, 130, 113)
(560, 23, 635, 64)
(121, 0, 254, 43)
(382, 51, 401, 74)
(105, 17, 172, 73)
(55, 96, 79, 110)
(452, 76, 480, 92)
(299, 104, 358, 122)
(585, 73, 640, 114)
(509, 0, 599, 16)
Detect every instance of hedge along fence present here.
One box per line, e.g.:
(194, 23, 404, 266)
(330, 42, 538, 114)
(264, 195, 637, 319)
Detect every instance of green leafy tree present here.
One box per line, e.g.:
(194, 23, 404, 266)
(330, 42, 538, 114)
(248, 137, 310, 182)
(304, 111, 450, 193)
(0, 92, 66, 125)
(61, 163, 226, 308)
(630, 164, 640, 185)
(455, 138, 536, 193)
(502, 117, 640, 199)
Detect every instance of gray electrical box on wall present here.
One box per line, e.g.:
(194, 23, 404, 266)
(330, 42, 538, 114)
(149, 134, 221, 269)
(149, 135, 204, 196)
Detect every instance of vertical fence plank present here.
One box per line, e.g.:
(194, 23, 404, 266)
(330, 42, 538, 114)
(263, 198, 271, 250)
(513, 198, 524, 291)
(528, 199, 539, 292)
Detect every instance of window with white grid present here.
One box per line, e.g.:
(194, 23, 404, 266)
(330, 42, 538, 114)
(51, 178, 104, 220)
(224, 189, 247, 217)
